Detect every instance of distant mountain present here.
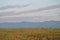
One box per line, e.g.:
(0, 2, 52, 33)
(0, 21, 60, 28)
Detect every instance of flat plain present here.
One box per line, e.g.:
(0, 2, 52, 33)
(0, 28, 60, 40)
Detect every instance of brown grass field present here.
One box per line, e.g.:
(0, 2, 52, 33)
(0, 28, 60, 40)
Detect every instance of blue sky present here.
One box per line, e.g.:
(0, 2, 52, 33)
(0, 0, 60, 7)
(0, 0, 60, 22)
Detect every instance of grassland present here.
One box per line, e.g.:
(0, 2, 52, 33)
(0, 28, 60, 40)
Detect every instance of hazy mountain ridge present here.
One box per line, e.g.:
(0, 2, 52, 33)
(0, 21, 60, 28)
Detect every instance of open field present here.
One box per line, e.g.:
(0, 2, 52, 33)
(0, 28, 60, 40)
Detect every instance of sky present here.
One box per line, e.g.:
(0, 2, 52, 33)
(0, 0, 60, 22)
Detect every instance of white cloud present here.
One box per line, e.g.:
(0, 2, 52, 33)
(0, 4, 60, 22)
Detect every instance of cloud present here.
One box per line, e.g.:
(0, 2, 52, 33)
(0, 4, 60, 16)
(0, 8, 60, 22)
(16, 4, 60, 14)
(0, 4, 31, 10)
(0, 4, 60, 22)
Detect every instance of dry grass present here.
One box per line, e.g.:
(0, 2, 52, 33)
(0, 28, 60, 40)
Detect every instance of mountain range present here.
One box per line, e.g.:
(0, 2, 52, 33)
(0, 21, 60, 28)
